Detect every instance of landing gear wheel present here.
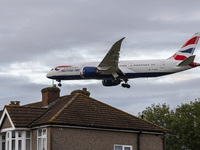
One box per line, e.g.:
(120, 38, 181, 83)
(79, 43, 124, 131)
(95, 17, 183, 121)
(58, 83, 62, 87)
(121, 83, 130, 88)
(121, 78, 130, 88)
(126, 84, 130, 88)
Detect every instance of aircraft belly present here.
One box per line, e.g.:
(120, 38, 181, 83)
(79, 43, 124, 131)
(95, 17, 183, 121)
(124, 72, 173, 78)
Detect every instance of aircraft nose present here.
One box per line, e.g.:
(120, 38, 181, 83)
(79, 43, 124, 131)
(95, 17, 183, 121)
(46, 69, 54, 79)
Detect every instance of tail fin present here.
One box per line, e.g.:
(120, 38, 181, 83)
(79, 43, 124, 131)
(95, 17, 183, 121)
(169, 33, 200, 60)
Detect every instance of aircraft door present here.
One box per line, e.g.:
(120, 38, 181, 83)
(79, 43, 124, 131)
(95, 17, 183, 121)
(128, 63, 133, 69)
(160, 61, 165, 71)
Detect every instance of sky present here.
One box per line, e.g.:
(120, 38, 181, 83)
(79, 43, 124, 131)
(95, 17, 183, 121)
(1, 0, 200, 116)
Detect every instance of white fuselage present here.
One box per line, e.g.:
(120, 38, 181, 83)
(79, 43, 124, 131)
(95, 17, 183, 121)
(46, 59, 194, 81)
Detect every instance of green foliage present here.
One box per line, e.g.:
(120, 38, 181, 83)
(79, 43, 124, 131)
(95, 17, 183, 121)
(139, 100, 200, 150)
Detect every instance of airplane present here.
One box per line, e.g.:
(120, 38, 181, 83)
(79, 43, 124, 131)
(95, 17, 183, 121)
(46, 33, 200, 88)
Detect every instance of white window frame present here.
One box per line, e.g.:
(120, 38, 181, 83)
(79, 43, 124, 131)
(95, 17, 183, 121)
(0, 133, 6, 150)
(114, 144, 132, 150)
(25, 131, 31, 150)
(37, 128, 47, 150)
(5, 131, 31, 150)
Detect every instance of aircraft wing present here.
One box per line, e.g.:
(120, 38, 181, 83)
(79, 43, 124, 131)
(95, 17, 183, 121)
(97, 37, 125, 78)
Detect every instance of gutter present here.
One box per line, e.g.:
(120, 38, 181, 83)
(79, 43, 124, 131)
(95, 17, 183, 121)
(31, 124, 166, 135)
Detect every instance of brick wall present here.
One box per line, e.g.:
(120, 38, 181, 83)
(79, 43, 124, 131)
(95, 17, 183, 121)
(50, 127, 164, 150)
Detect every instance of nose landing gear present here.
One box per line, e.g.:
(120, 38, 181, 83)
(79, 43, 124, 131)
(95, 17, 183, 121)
(58, 82, 62, 87)
(56, 79, 62, 87)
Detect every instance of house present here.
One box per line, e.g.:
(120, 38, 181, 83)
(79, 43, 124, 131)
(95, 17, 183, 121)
(0, 87, 167, 150)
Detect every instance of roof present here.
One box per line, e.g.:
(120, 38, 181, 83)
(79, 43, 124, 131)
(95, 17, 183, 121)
(5, 106, 47, 127)
(2, 90, 167, 132)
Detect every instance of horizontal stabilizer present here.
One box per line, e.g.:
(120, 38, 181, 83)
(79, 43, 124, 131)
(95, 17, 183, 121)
(178, 55, 195, 66)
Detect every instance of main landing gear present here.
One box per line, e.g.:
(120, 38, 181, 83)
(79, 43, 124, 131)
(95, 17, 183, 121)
(121, 79, 130, 88)
(122, 83, 130, 88)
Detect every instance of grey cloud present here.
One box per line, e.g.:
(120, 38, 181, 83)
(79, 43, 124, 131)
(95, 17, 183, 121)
(1, 0, 200, 115)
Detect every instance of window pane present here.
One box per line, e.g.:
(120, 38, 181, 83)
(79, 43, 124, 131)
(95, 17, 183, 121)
(2, 135, 5, 140)
(12, 140, 15, 150)
(38, 129, 42, 137)
(12, 131, 15, 138)
(38, 138, 42, 150)
(43, 138, 47, 150)
(7, 141, 9, 150)
(115, 146, 122, 150)
(18, 140, 22, 150)
(26, 131, 31, 138)
(124, 147, 131, 150)
(26, 139, 31, 150)
(18, 132, 22, 138)
(2, 142, 5, 150)
(43, 129, 47, 136)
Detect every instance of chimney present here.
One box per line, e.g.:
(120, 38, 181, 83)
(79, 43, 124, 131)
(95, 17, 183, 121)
(9, 101, 20, 106)
(71, 88, 90, 96)
(41, 87, 60, 106)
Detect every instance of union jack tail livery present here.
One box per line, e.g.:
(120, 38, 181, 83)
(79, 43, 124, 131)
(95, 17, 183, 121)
(170, 33, 200, 61)
(47, 33, 200, 88)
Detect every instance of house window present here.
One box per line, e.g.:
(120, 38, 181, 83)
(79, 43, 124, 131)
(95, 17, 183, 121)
(11, 131, 15, 150)
(17, 131, 22, 150)
(1, 134, 6, 150)
(26, 131, 31, 150)
(37, 128, 47, 150)
(114, 145, 132, 150)
(5, 131, 31, 150)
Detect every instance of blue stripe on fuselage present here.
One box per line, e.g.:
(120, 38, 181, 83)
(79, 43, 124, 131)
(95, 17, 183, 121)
(49, 72, 173, 80)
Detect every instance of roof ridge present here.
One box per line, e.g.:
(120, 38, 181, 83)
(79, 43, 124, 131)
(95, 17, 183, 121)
(5, 105, 47, 110)
(48, 93, 79, 123)
(23, 101, 41, 106)
(28, 108, 50, 127)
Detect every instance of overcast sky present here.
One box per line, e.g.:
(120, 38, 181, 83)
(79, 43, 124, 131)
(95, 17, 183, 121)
(1, 0, 200, 116)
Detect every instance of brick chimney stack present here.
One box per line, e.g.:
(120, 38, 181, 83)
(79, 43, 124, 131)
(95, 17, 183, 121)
(9, 101, 20, 106)
(41, 87, 60, 106)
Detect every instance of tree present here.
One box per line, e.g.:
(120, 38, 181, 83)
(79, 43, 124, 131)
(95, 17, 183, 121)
(139, 100, 200, 150)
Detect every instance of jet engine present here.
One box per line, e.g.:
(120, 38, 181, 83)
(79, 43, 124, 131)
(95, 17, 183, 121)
(102, 79, 121, 86)
(80, 67, 98, 78)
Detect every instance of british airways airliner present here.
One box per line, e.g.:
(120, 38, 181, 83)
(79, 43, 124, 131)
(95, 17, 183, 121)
(47, 33, 200, 88)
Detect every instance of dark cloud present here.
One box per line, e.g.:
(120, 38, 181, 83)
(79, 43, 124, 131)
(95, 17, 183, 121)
(1, 0, 200, 115)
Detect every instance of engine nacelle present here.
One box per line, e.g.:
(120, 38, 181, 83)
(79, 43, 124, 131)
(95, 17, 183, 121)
(81, 67, 98, 78)
(102, 79, 121, 86)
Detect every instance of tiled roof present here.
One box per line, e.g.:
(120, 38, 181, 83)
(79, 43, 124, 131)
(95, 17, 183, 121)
(23, 101, 43, 108)
(30, 93, 167, 132)
(4, 91, 167, 132)
(5, 106, 48, 127)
